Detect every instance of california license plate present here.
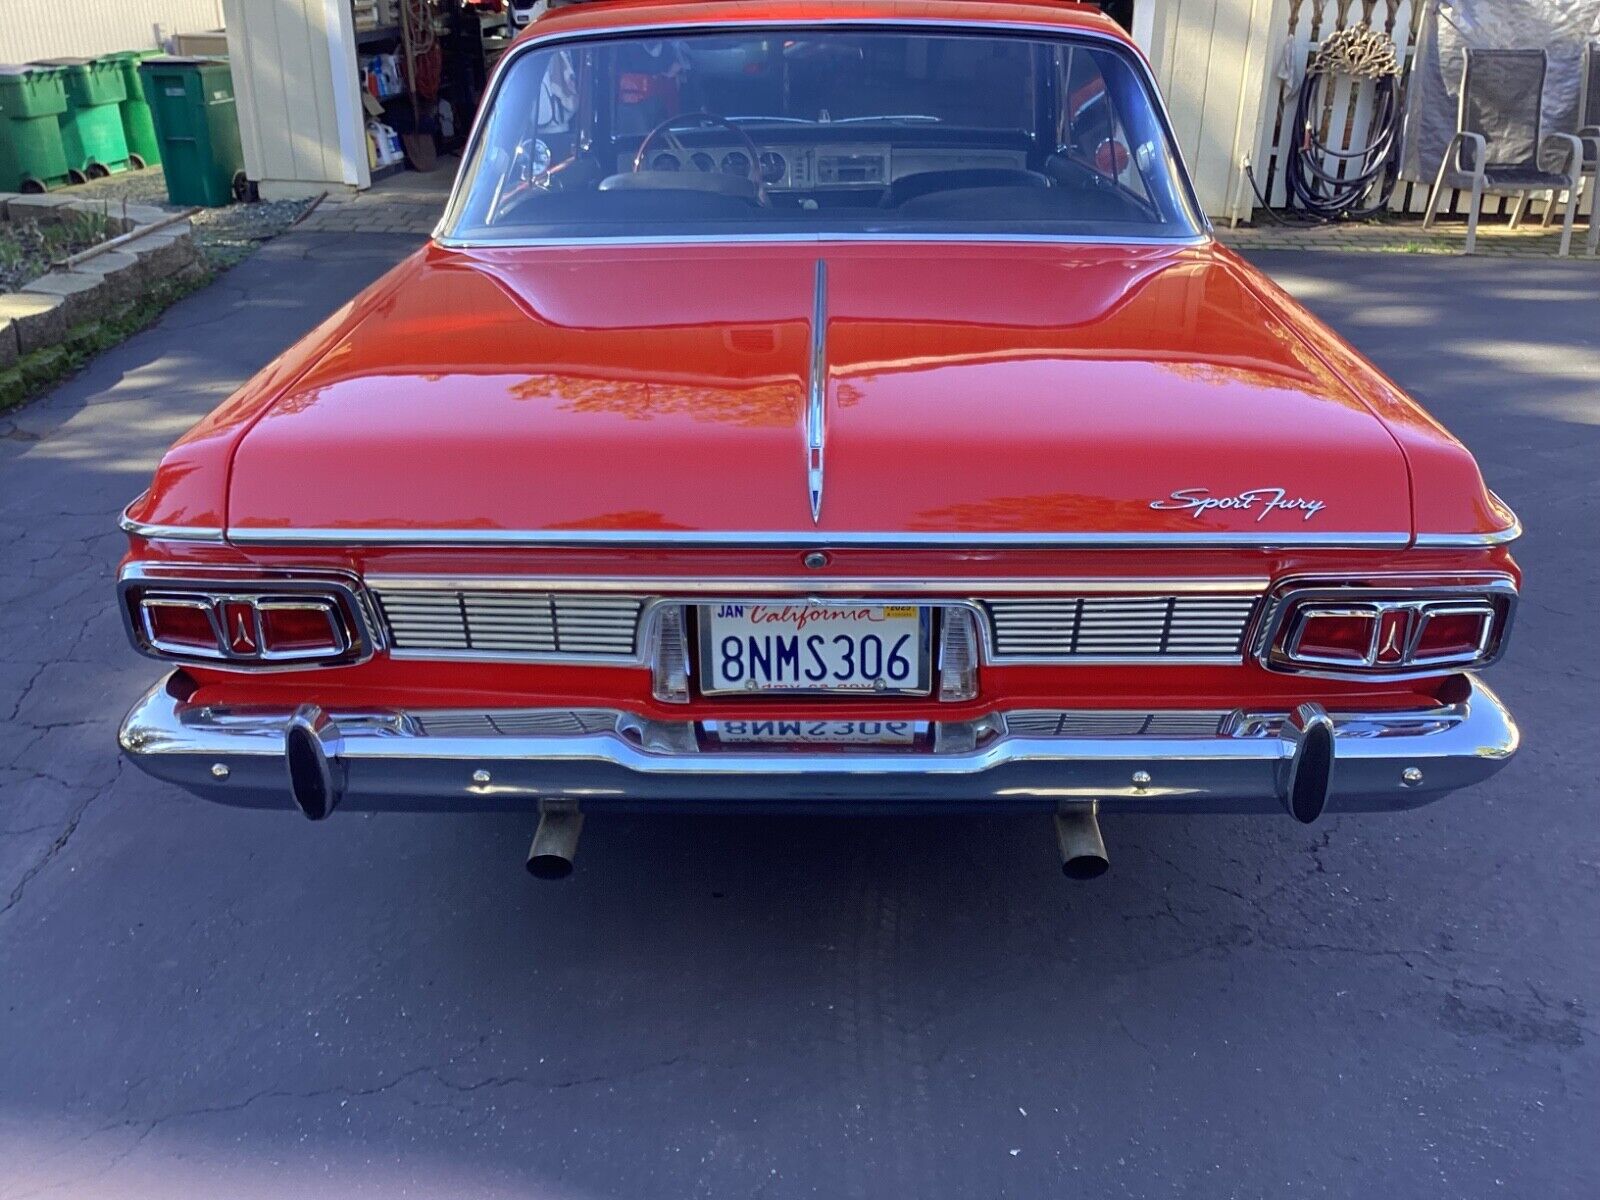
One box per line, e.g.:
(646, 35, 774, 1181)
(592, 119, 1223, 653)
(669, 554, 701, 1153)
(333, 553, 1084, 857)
(697, 603, 931, 695)
(707, 719, 925, 745)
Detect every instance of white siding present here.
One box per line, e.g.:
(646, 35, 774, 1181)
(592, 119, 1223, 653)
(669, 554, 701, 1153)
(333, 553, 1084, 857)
(1139, 0, 1290, 221)
(0, 0, 225, 63)
(222, 0, 367, 196)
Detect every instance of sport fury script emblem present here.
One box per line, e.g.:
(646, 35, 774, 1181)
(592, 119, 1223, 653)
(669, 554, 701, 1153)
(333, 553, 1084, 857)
(1151, 488, 1327, 522)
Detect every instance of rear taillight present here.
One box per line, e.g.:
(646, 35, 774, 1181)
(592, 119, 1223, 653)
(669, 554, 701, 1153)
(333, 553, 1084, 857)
(1260, 581, 1514, 676)
(1287, 608, 1384, 666)
(121, 569, 373, 668)
(257, 600, 346, 657)
(1410, 604, 1497, 665)
(142, 597, 223, 653)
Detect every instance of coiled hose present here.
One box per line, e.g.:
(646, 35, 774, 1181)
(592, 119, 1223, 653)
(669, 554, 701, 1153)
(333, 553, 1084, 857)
(1255, 26, 1403, 221)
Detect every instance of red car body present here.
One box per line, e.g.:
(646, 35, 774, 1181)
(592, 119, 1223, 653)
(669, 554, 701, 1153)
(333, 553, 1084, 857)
(118, 0, 1519, 869)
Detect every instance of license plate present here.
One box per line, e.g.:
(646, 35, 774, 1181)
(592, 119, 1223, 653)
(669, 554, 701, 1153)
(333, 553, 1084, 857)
(707, 719, 925, 745)
(697, 603, 931, 695)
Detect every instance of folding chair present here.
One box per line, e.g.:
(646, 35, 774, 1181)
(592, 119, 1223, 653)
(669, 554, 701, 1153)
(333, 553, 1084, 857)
(1423, 49, 1584, 255)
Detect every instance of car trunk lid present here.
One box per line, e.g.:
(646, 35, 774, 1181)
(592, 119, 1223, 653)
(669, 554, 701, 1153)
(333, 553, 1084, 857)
(224, 242, 1412, 543)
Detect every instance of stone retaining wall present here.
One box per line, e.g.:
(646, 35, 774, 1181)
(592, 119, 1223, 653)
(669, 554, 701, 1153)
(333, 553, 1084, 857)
(0, 194, 203, 371)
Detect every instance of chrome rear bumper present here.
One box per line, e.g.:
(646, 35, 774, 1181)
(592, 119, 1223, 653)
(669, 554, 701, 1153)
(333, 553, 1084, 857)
(119, 672, 1518, 815)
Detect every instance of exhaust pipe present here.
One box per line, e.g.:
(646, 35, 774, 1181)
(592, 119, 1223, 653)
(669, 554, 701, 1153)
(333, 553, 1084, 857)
(285, 704, 343, 820)
(1282, 703, 1335, 824)
(527, 805, 584, 880)
(1054, 803, 1109, 880)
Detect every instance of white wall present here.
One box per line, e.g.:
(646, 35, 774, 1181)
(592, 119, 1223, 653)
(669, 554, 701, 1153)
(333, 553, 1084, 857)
(0, 0, 225, 63)
(1137, 0, 1289, 222)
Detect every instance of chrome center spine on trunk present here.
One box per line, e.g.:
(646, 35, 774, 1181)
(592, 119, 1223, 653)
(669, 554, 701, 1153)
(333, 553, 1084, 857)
(807, 258, 828, 524)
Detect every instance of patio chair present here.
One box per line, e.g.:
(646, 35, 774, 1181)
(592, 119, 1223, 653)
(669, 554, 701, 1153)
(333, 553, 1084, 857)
(1531, 41, 1600, 257)
(1422, 49, 1585, 255)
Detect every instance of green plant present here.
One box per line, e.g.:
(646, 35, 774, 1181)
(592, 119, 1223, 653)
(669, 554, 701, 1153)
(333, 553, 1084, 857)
(41, 210, 111, 258)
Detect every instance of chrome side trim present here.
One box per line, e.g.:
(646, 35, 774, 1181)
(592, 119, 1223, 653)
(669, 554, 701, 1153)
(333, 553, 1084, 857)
(807, 258, 827, 524)
(434, 18, 1211, 243)
(1413, 523, 1523, 548)
(226, 528, 1413, 549)
(118, 498, 225, 544)
(119, 672, 1519, 814)
(1413, 494, 1522, 547)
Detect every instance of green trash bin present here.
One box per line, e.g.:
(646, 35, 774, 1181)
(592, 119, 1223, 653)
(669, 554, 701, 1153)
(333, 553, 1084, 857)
(0, 65, 72, 192)
(107, 51, 161, 168)
(138, 57, 245, 207)
(35, 57, 131, 179)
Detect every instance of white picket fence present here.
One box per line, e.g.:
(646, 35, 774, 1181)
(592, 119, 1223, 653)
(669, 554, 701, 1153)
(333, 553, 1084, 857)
(1255, 0, 1586, 220)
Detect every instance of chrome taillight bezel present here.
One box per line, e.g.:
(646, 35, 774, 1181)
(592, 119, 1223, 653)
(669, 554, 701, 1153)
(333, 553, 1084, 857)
(1255, 577, 1516, 679)
(1281, 602, 1388, 668)
(119, 564, 380, 670)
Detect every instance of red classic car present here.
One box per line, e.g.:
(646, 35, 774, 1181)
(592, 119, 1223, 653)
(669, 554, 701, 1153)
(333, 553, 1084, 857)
(116, 0, 1520, 879)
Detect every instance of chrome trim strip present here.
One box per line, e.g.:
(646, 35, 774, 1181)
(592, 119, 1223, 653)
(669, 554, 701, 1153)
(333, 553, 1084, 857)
(227, 528, 1412, 549)
(1413, 523, 1523, 548)
(119, 673, 1518, 813)
(364, 575, 1270, 595)
(118, 499, 225, 544)
(434, 18, 1212, 244)
(807, 258, 827, 524)
(435, 232, 1212, 250)
(1413, 495, 1522, 547)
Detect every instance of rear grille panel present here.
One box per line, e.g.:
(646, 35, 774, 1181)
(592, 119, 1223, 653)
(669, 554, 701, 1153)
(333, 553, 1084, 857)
(371, 585, 1260, 665)
(413, 709, 620, 737)
(375, 589, 644, 660)
(1004, 709, 1236, 737)
(983, 596, 1258, 661)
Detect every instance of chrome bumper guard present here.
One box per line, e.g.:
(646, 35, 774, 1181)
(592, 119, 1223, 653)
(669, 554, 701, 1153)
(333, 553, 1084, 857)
(119, 672, 1518, 815)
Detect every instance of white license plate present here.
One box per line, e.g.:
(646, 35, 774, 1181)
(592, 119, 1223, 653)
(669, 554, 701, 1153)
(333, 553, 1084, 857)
(707, 719, 925, 746)
(697, 603, 931, 695)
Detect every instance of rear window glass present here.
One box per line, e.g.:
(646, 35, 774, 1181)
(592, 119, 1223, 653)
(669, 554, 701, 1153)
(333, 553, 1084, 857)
(444, 28, 1203, 241)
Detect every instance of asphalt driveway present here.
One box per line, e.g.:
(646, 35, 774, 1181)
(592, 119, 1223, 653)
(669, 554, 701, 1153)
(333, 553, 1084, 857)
(1, 239, 1595, 1199)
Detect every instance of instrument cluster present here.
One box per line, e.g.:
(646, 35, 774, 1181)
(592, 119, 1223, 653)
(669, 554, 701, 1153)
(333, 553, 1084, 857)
(643, 147, 791, 186)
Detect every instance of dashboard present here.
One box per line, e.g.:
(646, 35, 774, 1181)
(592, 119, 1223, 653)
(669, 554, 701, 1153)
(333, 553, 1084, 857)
(615, 143, 1028, 191)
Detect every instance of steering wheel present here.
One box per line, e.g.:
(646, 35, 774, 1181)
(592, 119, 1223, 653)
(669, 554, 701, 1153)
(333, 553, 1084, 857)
(633, 111, 766, 193)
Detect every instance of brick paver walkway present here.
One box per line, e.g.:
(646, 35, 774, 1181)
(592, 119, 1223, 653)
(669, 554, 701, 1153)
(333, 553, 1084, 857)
(294, 162, 456, 236)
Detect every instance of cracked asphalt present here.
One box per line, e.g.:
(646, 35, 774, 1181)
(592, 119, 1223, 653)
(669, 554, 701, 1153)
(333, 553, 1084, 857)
(0, 237, 1595, 1198)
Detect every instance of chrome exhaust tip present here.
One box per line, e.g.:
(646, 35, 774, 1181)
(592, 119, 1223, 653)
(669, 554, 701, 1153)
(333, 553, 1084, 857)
(527, 805, 584, 880)
(285, 704, 343, 821)
(1054, 803, 1109, 880)
(1282, 703, 1335, 825)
